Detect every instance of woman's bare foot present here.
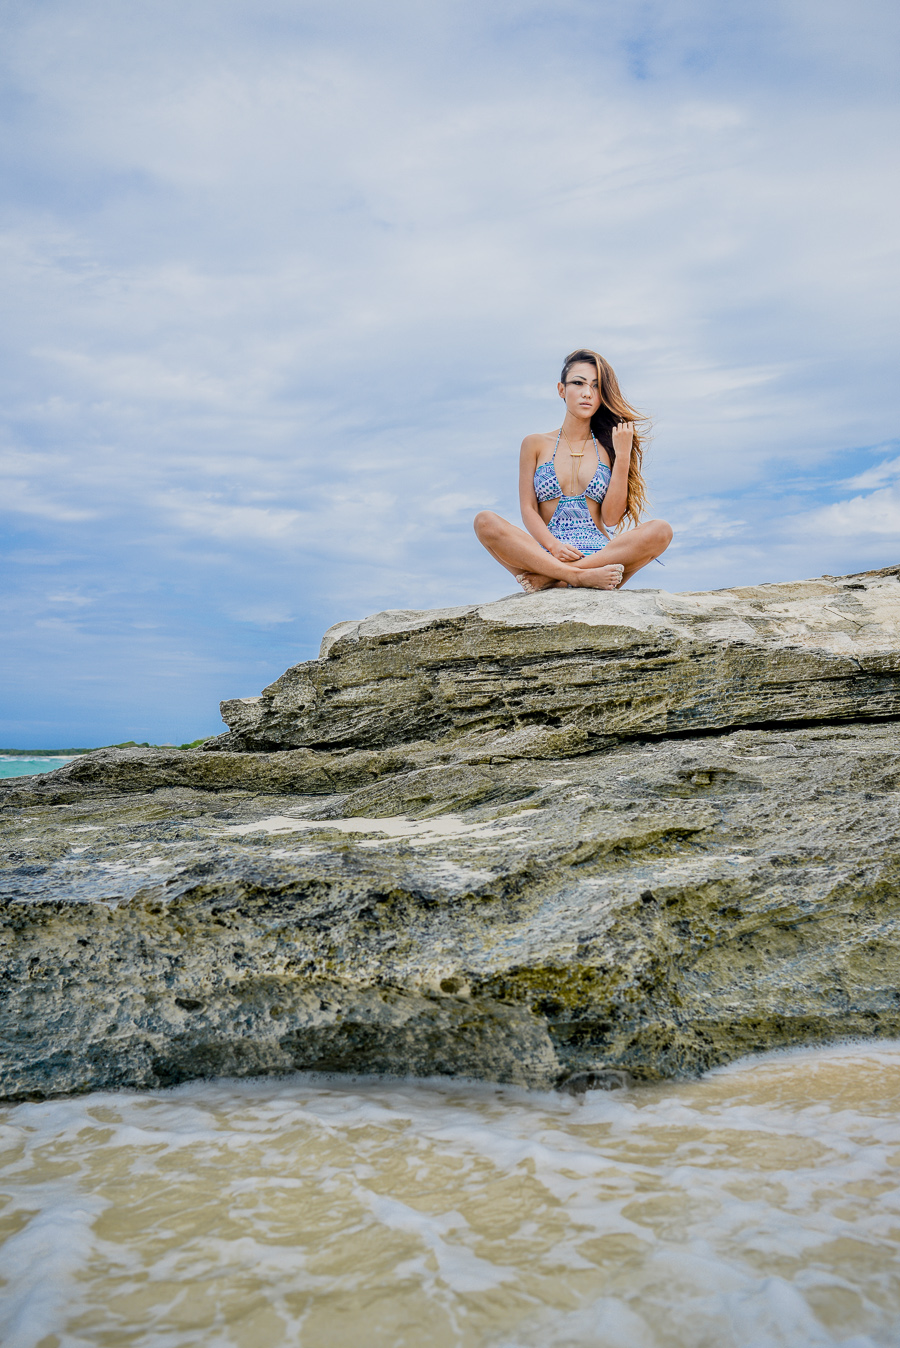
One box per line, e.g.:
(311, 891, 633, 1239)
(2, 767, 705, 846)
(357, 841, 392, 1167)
(516, 565, 621, 592)
(515, 571, 558, 593)
(572, 564, 624, 590)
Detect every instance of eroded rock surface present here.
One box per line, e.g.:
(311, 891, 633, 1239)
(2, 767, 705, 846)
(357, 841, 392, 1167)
(3, 568, 900, 1100)
(215, 567, 900, 755)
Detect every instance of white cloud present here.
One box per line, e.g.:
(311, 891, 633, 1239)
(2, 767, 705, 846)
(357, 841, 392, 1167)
(790, 487, 900, 539)
(156, 497, 304, 542)
(843, 454, 900, 491)
(46, 592, 93, 607)
(38, 346, 236, 406)
(0, 477, 100, 522)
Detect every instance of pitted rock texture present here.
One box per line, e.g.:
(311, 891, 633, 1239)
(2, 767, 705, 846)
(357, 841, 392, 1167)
(0, 744, 431, 808)
(213, 568, 900, 755)
(3, 720, 900, 1100)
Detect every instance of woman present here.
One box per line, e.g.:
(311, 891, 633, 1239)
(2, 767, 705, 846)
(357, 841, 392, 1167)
(474, 349, 672, 591)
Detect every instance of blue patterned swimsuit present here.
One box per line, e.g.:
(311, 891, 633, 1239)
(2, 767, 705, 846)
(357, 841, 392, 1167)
(533, 429, 611, 555)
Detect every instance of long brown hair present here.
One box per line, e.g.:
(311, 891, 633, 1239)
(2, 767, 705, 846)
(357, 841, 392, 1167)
(560, 348, 650, 528)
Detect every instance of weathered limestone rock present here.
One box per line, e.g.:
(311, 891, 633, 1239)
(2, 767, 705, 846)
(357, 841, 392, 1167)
(3, 721, 900, 1098)
(0, 744, 432, 808)
(2, 568, 900, 1101)
(213, 567, 900, 755)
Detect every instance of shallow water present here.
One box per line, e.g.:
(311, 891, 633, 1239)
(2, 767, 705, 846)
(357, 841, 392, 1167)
(0, 755, 77, 779)
(1, 1044, 899, 1348)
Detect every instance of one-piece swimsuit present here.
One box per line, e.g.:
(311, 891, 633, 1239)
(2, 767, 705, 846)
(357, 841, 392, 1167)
(533, 429, 611, 555)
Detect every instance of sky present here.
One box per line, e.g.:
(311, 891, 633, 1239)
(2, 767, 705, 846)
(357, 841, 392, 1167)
(1, 0, 898, 747)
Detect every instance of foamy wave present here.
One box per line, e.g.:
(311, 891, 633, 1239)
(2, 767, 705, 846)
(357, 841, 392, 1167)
(1, 1044, 899, 1346)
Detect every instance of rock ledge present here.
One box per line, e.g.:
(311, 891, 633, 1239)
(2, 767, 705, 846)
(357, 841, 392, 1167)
(214, 567, 900, 756)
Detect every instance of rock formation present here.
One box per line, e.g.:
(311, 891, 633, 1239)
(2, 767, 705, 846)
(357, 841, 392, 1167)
(214, 568, 900, 754)
(3, 568, 900, 1101)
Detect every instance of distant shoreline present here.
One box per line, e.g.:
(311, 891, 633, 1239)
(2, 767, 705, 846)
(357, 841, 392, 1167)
(0, 749, 90, 757)
(0, 739, 208, 756)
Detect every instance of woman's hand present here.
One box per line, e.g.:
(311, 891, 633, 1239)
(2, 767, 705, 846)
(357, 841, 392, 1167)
(612, 421, 634, 456)
(548, 540, 583, 562)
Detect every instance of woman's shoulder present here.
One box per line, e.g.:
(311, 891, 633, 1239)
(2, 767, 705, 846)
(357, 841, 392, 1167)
(520, 430, 557, 456)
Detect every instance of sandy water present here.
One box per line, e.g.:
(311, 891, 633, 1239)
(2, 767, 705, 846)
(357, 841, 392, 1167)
(1, 1044, 899, 1348)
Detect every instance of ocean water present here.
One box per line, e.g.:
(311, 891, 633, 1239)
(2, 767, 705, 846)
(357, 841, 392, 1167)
(1, 1043, 899, 1348)
(0, 755, 78, 779)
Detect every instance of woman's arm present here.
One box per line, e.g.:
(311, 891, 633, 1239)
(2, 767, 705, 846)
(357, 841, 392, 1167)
(518, 436, 584, 561)
(600, 421, 634, 529)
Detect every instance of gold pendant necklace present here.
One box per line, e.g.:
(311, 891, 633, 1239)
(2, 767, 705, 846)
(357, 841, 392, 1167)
(561, 427, 591, 495)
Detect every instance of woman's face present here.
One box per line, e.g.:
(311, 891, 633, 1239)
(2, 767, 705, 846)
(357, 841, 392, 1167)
(558, 361, 601, 418)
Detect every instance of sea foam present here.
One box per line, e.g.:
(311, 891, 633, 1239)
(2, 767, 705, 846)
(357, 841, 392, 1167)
(1, 1042, 899, 1346)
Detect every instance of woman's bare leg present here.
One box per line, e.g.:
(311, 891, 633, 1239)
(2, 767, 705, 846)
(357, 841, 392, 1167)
(572, 519, 673, 585)
(473, 512, 624, 590)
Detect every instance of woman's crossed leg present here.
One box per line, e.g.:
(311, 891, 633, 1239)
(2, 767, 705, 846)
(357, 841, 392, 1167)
(474, 512, 672, 591)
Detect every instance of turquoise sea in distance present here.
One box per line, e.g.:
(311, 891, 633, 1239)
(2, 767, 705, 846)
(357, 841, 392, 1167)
(0, 756, 79, 779)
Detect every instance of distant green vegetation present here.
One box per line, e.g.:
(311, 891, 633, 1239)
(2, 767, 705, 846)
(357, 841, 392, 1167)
(0, 748, 94, 756)
(0, 738, 210, 756)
